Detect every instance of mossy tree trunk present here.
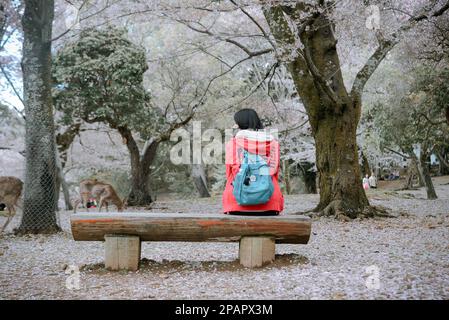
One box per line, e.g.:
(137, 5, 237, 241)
(17, 0, 60, 233)
(311, 98, 369, 217)
(117, 126, 159, 206)
(263, 3, 397, 217)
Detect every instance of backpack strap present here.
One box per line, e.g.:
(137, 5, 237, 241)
(237, 147, 248, 165)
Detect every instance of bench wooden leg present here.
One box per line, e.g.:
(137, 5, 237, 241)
(239, 236, 275, 268)
(104, 235, 141, 271)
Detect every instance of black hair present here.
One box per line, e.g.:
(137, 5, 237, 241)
(234, 108, 264, 130)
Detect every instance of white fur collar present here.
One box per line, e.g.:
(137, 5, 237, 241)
(235, 129, 274, 141)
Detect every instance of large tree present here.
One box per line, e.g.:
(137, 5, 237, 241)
(17, 0, 60, 234)
(261, 0, 449, 217)
(53, 28, 195, 206)
(135, 0, 448, 217)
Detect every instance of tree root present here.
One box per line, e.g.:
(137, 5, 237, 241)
(363, 205, 397, 219)
(304, 200, 397, 220)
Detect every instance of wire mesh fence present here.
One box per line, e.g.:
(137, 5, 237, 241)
(18, 158, 61, 233)
(0, 145, 62, 234)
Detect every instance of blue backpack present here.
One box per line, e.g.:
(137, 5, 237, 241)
(232, 149, 274, 206)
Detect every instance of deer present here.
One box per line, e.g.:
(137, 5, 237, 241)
(73, 179, 126, 213)
(91, 183, 127, 212)
(73, 178, 105, 213)
(0, 176, 23, 233)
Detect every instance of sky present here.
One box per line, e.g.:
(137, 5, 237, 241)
(0, 32, 23, 112)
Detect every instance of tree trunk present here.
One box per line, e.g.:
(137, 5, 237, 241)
(361, 151, 371, 176)
(298, 162, 317, 194)
(264, 5, 371, 218)
(56, 122, 81, 168)
(435, 149, 449, 175)
(403, 157, 417, 189)
(312, 103, 369, 218)
(192, 164, 211, 198)
(404, 170, 414, 189)
(128, 160, 153, 206)
(17, 0, 60, 234)
(118, 127, 158, 206)
(54, 123, 80, 210)
(403, 160, 415, 189)
(417, 148, 437, 200)
(0, 3, 6, 42)
(446, 106, 449, 126)
(59, 174, 72, 210)
(409, 152, 425, 187)
(55, 152, 72, 210)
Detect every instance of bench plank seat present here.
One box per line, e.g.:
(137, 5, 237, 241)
(71, 212, 311, 244)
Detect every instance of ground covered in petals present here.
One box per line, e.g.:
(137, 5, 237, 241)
(1, 177, 448, 299)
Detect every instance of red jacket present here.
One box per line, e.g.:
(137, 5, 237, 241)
(222, 130, 284, 213)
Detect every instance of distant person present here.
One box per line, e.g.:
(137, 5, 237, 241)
(362, 174, 370, 190)
(222, 108, 283, 216)
(369, 173, 377, 189)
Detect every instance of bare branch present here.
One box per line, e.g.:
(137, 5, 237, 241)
(417, 112, 446, 126)
(350, 33, 397, 97)
(351, 0, 449, 97)
(158, 108, 196, 142)
(171, 15, 273, 57)
(229, 0, 276, 49)
(385, 147, 410, 159)
(220, 62, 279, 113)
(0, 63, 24, 107)
(51, 0, 114, 42)
(279, 118, 309, 135)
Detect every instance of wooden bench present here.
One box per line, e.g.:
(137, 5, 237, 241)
(70, 212, 311, 270)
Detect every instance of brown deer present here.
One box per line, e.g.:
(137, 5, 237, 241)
(0, 176, 23, 233)
(73, 178, 105, 213)
(91, 183, 126, 212)
(73, 179, 126, 213)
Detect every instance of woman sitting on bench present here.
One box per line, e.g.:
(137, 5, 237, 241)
(222, 108, 284, 216)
